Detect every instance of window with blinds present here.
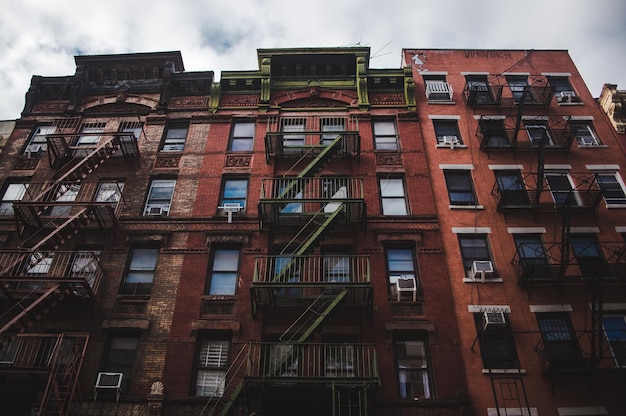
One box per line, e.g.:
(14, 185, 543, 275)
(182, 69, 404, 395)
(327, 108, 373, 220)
(196, 340, 229, 397)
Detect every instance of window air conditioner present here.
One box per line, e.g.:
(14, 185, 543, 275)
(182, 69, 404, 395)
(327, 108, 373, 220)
(394, 275, 417, 302)
(482, 311, 507, 331)
(25, 145, 43, 158)
(442, 135, 459, 149)
(471, 260, 494, 282)
(558, 91, 576, 103)
(147, 206, 165, 216)
(219, 202, 242, 223)
(94, 372, 125, 402)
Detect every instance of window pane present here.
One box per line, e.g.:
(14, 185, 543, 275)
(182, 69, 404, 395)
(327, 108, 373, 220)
(213, 250, 240, 271)
(208, 249, 239, 295)
(380, 179, 405, 197)
(222, 179, 248, 208)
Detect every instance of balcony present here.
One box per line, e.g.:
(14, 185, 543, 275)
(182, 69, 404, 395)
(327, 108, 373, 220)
(477, 116, 576, 153)
(11, 181, 125, 232)
(251, 254, 372, 311)
(493, 172, 603, 214)
(259, 177, 365, 227)
(425, 81, 454, 102)
(264, 115, 360, 162)
(512, 241, 626, 289)
(463, 76, 554, 108)
(0, 249, 103, 297)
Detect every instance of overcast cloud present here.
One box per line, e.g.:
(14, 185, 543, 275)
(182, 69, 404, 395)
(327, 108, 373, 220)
(0, 0, 624, 120)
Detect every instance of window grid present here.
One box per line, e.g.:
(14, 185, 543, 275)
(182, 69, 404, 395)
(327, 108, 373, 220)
(196, 340, 229, 397)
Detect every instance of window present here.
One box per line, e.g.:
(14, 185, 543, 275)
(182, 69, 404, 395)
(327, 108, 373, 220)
(101, 332, 139, 382)
(281, 117, 305, 148)
(506, 75, 536, 104)
(379, 177, 408, 215)
(195, 339, 229, 397)
(323, 248, 351, 284)
(0, 182, 28, 216)
(220, 178, 248, 210)
(595, 172, 626, 206)
(458, 235, 495, 280)
(119, 246, 159, 295)
(77, 123, 105, 147)
(545, 172, 580, 207)
(570, 235, 612, 279)
(444, 170, 477, 206)
(321, 117, 345, 145)
(513, 234, 553, 281)
(571, 122, 600, 146)
(373, 120, 398, 150)
(394, 337, 432, 399)
(95, 181, 124, 205)
(602, 314, 626, 367)
(160, 123, 188, 151)
(386, 247, 418, 301)
(423, 74, 452, 101)
(433, 119, 462, 146)
(525, 121, 554, 145)
(465, 74, 494, 105)
(144, 179, 176, 216)
(547, 76, 577, 103)
(536, 312, 583, 369)
(229, 121, 255, 151)
(474, 311, 519, 369)
(71, 248, 102, 288)
(277, 177, 302, 214)
(494, 170, 530, 207)
(480, 118, 510, 148)
(267, 343, 298, 377)
(116, 121, 143, 157)
(49, 183, 80, 217)
(16, 251, 54, 290)
(325, 342, 355, 377)
(25, 125, 55, 155)
(206, 248, 240, 295)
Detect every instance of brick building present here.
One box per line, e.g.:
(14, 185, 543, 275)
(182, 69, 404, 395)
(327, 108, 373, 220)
(402, 48, 626, 415)
(0, 48, 469, 416)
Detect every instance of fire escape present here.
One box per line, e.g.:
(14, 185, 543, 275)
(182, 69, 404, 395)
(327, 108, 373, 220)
(467, 76, 626, 408)
(216, 114, 377, 416)
(0, 117, 140, 415)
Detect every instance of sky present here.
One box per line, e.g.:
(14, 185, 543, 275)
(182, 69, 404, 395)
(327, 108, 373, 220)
(0, 0, 625, 120)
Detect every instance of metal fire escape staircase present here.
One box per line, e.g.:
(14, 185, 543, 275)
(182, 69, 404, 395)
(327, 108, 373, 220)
(0, 121, 138, 415)
(221, 126, 371, 415)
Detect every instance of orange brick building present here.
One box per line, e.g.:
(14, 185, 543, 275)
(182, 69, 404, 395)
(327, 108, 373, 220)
(403, 48, 626, 416)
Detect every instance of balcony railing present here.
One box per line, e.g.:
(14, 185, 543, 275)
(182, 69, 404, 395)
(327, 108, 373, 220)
(0, 250, 104, 298)
(492, 172, 604, 213)
(463, 76, 554, 108)
(264, 115, 360, 161)
(259, 177, 365, 226)
(243, 342, 379, 383)
(477, 116, 576, 152)
(251, 255, 373, 310)
(0, 333, 88, 371)
(425, 81, 453, 102)
(512, 241, 626, 287)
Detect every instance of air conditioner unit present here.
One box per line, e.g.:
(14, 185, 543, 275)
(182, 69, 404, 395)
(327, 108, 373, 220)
(471, 260, 494, 282)
(482, 311, 507, 331)
(25, 145, 43, 158)
(147, 206, 165, 216)
(558, 91, 576, 103)
(219, 202, 242, 223)
(94, 372, 125, 402)
(395, 275, 417, 302)
(442, 135, 460, 149)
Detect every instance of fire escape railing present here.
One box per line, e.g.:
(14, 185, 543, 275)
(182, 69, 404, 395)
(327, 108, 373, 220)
(463, 76, 554, 108)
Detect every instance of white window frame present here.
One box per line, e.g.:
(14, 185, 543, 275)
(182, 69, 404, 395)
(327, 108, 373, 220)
(1, 182, 29, 216)
(379, 177, 408, 215)
(196, 340, 229, 397)
(593, 171, 626, 207)
(373, 120, 399, 151)
(143, 179, 176, 216)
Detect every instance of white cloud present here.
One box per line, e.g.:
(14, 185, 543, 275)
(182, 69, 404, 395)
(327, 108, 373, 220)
(0, 0, 624, 119)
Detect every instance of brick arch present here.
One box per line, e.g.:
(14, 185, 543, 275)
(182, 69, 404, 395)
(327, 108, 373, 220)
(272, 89, 358, 107)
(79, 95, 158, 114)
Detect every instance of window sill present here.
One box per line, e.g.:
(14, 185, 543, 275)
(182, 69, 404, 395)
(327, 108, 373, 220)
(449, 205, 484, 210)
(427, 100, 456, 105)
(463, 278, 503, 283)
(577, 144, 607, 149)
(605, 204, 626, 209)
(482, 368, 526, 374)
(557, 101, 584, 106)
(436, 144, 467, 149)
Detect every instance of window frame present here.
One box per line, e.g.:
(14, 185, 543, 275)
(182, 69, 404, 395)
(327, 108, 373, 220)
(101, 331, 140, 383)
(119, 246, 160, 295)
(379, 177, 408, 215)
(373, 119, 399, 151)
(506, 75, 536, 104)
(195, 337, 230, 397)
(524, 121, 554, 146)
(393, 333, 433, 400)
(385, 245, 419, 301)
(571, 121, 600, 146)
(465, 74, 494, 105)
(25, 125, 56, 155)
(205, 247, 241, 296)
(160, 122, 189, 152)
(594, 172, 626, 207)
(536, 311, 583, 369)
(473, 312, 520, 370)
(494, 169, 531, 207)
(443, 169, 478, 206)
(547, 76, 578, 103)
(228, 120, 255, 152)
(433, 119, 463, 146)
(458, 234, 497, 281)
(219, 178, 249, 212)
(602, 314, 626, 368)
(480, 118, 510, 148)
(545, 171, 581, 207)
(143, 178, 176, 216)
(423, 74, 452, 102)
(0, 181, 29, 216)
